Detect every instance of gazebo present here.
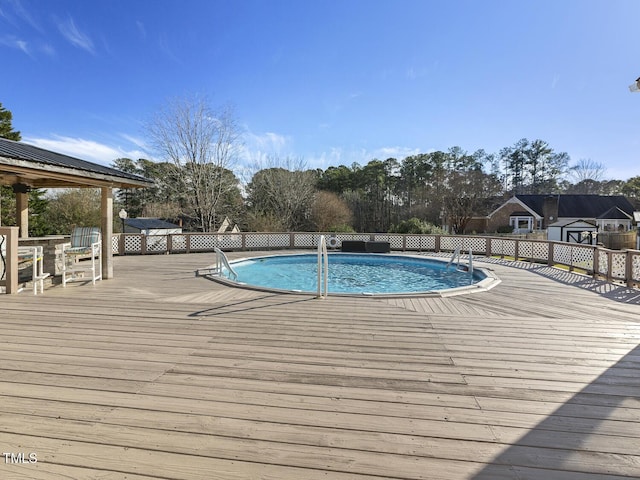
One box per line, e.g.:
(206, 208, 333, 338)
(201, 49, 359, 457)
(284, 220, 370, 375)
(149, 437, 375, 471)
(0, 137, 152, 286)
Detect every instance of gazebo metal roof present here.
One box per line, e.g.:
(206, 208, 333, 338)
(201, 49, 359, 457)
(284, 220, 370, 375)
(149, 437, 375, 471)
(0, 137, 152, 189)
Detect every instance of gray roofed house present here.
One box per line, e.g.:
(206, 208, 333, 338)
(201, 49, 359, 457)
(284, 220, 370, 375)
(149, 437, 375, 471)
(486, 194, 635, 234)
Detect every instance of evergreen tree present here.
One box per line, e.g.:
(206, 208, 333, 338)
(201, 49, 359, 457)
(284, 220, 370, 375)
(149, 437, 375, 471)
(0, 102, 21, 141)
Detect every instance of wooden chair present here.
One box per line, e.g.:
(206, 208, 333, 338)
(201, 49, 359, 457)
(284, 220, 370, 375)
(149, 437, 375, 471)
(61, 227, 102, 286)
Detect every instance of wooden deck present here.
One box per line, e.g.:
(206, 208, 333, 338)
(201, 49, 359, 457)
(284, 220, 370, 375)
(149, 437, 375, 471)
(1, 251, 639, 479)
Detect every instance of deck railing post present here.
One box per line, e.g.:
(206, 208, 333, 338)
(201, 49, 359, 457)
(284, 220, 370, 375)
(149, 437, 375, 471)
(0, 226, 19, 294)
(514, 239, 519, 261)
(626, 249, 634, 288)
(607, 250, 613, 282)
(548, 242, 555, 266)
(140, 234, 147, 255)
(435, 235, 441, 253)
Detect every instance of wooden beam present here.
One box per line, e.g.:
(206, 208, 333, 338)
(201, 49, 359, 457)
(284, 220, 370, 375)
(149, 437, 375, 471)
(101, 187, 114, 279)
(0, 157, 152, 188)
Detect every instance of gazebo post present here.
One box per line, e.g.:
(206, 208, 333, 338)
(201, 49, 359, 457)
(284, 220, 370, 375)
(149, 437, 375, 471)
(16, 191, 28, 238)
(101, 187, 114, 279)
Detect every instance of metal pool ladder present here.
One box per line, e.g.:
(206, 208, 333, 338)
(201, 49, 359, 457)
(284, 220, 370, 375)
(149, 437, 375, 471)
(447, 247, 474, 274)
(214, 247, 238, 281)
(317, 235, 328, 299)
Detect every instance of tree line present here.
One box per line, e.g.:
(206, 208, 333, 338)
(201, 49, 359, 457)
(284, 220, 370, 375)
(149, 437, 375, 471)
(2, 99, 640, 236)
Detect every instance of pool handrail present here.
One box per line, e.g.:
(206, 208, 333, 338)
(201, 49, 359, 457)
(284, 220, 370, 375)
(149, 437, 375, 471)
(447, 247, 473, 274)
(214, 247, 238, 281)
(317, 235, 328, 299)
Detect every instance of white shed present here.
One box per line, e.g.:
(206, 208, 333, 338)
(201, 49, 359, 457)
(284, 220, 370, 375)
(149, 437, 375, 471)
(547, 219, 598, 245)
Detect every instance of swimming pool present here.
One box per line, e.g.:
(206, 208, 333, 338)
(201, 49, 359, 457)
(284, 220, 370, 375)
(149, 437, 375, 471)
(222, 253, 492, 296)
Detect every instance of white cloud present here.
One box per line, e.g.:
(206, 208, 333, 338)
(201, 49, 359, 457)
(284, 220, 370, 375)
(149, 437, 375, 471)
(375, 146, 421, 159)
(56, 16, 95, 54)
(303, 145, 421, 170)
(247, 131, 290, 152)
(239, 130, 292, 166)
(0, 35, 31, 56)
(10, 0, 42, 32)
(24, 135, 149, 166)
(119, 133, 148, 150)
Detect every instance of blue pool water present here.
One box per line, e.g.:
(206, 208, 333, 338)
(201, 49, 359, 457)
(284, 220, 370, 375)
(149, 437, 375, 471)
(228, 254, 485, 295)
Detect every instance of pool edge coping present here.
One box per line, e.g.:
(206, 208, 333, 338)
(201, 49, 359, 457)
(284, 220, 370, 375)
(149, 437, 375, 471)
(196, 252, 502, 299)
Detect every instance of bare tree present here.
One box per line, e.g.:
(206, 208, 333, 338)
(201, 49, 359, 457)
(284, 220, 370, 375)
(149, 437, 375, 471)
(569, 158, 607, 184)
(147, 95, 243, 232)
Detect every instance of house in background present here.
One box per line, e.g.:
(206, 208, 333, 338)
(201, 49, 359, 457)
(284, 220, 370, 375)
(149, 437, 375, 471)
(467, 194, 636, 236)
(123, 218, 182, 236)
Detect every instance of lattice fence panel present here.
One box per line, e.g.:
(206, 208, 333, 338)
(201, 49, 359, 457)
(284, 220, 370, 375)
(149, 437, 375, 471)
(440, 236, 463, 251)
(124, 235, 142, 253)
(146, 235, 167, 253)
(111, 235, 119, 254)
(421, 236, 436, 251)
(467, 237, 487, 254)
(346, 234, 371, 242)
(218, 235, 242, 249)
(532, 242, 549, 261)
(611, 252, 626, 280)
(405, 235, 421, 250)
(553, 244, 572, 266)
(373, 234, 403, 249)
(269, 234, 291, 248)
(571, 246, 594, 271)
(632, 253, 640, 282)
(245, 234, 270, 249)
(490, 239, 516, 257)
(294, 234, 314, 248)
(519, 241, 533, 259)
(170, 235, 187, 251)
(189, 235, 217, 251)
(598, 251, 609, 276)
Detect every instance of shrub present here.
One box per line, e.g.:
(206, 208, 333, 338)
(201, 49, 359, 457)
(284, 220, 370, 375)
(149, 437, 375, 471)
(496, 225, 514, 234)
(389, 218, 446, 234)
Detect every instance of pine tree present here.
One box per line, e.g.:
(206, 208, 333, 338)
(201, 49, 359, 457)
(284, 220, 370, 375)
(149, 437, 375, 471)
(0, 102, 21, 141)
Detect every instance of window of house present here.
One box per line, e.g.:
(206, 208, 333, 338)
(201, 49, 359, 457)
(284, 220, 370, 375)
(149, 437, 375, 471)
(510, 216, 533, 231)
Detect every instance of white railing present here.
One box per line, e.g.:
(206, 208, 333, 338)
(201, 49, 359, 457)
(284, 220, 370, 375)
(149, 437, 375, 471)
(446, 247, 474, 274)
(214, 247, 238, 281)
(316, 235, 328, 299)
(111, 232, 640, 289)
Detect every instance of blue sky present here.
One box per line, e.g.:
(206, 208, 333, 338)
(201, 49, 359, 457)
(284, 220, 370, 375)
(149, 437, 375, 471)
(1, 0, 640, 180)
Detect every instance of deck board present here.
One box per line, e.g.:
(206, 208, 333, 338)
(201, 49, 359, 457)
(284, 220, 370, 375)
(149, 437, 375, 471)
(1, 251, 639, 479)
